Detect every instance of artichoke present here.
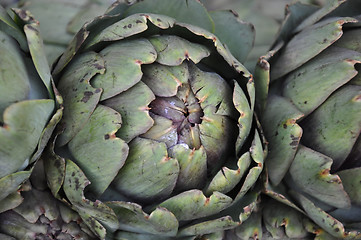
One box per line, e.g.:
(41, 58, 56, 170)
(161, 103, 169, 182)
(0, 159, 97, 240)
(44, 0, 267, 239)
(257, 0, 361, 239)
(0, 6, 61, 215)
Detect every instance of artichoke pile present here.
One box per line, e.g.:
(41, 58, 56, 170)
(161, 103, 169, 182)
(1, 0, 361, 239)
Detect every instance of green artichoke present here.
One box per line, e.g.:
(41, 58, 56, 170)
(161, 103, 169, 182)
(0, 159, 97, 240)
(258, 0, 361, 239)
(43, 0, 267, 239)
(0, 6, 61, 215)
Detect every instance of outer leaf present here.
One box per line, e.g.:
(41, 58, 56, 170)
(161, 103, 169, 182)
(294, 0, 347, 32)
(337, 167, 361, 205)
(113, 231, 170, 240)
(263, 178, 305, 214)
(210, 10, 254, 63)
(20, 14, 52, 96)
(0, 211, 48, 239)
(0, 192, 23, 213)
(85, 13, 175, 49)
(0, 171, 30, 203)
(13, 188, 58, 223)
(0, 30, 29, 119)
(329, 205, 361, 224)
(289, 145, 350, 209)
(335, 28, 361, 52)
(263, 199, 309, 239)
(107, 201, 178, 237)
(271, 17, 356, 79)
(274, 2, 319, 50)
(56, 51, 104, 146)
(262, 95, 303, 185)
(20, 0, 87, 45)
(177, 216, 238, 237)
(177, 191, 260, 237)
(301, 85, 361, 170)
(63, 159, 119, 239)
(159, 190, 232, 221)
(43, 139, 66, 198)
(233, 210, 262, 240)
(176, 21, 252, 78)
(293, 191, 349, 239)
(0, 100, 54, 178)
(0, 5, 28, 50)
(282, 47, 361, 116)
(124, 0, 214, 32)
(254, 57, 270, 114)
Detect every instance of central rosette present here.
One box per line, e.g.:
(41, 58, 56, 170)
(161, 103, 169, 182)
(136, 59, 238, 172)
(149, 87, 204, 149)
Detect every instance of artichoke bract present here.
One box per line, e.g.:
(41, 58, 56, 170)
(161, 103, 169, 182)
(46, 0, 267, 239)
(18, 0, 117, 64)
(201, 0, 325, 73)
(0, 159, 97, 240)
(257, 0, 361, 239)
(0, 6, 61, 214)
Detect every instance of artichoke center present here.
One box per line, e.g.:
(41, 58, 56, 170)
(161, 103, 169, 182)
(149, 84, 204, 149)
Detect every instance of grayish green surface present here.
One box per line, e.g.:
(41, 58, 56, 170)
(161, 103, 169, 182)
(44, 0, 268, 239)
(0, 160, 97, 239)
(258, 0, 361, 238)
(0, 5, 61, 221)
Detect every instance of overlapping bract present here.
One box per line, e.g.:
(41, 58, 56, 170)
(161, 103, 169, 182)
(42, 0, 268, 239)
(17, 0, 116, 63)
(4, 1, 360, 239)
(0, 6, 61, 217)
(201, 0, 326, 73)
(258, 0, 361, 239)
(0, 159, 97, 240)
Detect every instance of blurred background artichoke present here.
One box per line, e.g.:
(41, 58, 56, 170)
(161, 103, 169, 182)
(259, 0, 361, 239)
(0, 4, 61, 221)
